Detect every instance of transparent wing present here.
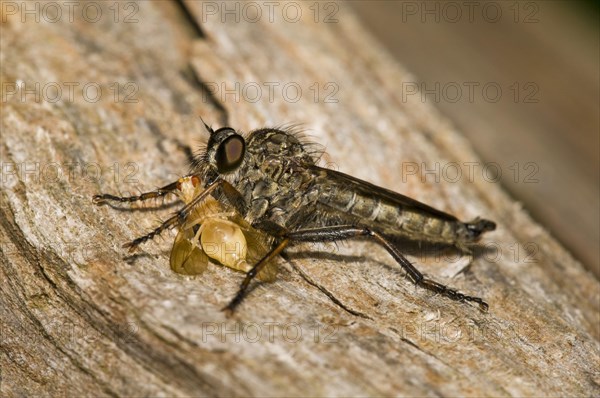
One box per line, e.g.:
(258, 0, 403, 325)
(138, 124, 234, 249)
(169, 227, 210, 275)
(309, 164, 459, 221)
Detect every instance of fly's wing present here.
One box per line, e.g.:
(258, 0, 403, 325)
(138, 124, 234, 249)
(170, 226, 210, 275)
(308, 164, 459, 221)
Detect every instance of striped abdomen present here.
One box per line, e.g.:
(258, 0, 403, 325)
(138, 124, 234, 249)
(318, 186, 460, 245)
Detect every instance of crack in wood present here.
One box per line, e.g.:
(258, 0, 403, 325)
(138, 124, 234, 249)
(281, 253, 372, 319)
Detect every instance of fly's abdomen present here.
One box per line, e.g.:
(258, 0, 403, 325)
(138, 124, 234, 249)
(390, 210, 458, 243)
(319, 187, 459, 244)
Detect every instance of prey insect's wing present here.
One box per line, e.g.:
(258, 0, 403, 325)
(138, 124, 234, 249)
(170, 212, 278, 282)
(308, 165, 459, 221)
(170, 226, 210, 275)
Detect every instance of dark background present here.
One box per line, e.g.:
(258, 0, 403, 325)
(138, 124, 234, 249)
(350, 0, 599, 276)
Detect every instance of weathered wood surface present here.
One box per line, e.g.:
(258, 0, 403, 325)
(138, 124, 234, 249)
(1, 1, 598, 396)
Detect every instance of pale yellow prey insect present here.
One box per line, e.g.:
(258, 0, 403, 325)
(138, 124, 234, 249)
(169, 175, 276, 281)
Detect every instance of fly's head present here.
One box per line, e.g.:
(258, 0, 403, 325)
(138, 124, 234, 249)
(193, 124, 248, 186)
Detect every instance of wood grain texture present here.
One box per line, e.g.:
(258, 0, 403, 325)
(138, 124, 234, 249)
(1, 1, 598, 396)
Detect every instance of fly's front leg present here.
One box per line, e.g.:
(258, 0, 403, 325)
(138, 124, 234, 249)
(222, 220, 290, 314)
(121, 179, 224, 252)
(223, 238, 290, 315)
(283, 225, 488, 312)
(92, 180, 181, 205)
(217, 179, 249, 217)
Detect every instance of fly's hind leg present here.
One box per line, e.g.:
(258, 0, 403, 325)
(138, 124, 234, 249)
(292, 226, 488, 311)
(223, 224, 488, 315)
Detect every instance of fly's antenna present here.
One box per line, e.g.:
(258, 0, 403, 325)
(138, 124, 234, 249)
(199, 116, 215, 136)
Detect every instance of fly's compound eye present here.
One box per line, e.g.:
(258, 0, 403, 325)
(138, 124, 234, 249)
(216, 134, 246, 173)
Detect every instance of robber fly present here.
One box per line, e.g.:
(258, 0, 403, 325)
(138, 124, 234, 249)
(93, 123, 496, 314)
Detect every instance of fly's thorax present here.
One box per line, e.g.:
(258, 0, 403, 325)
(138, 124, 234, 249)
(231, 131, 319, 221)
(246, 128, 317, 165)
